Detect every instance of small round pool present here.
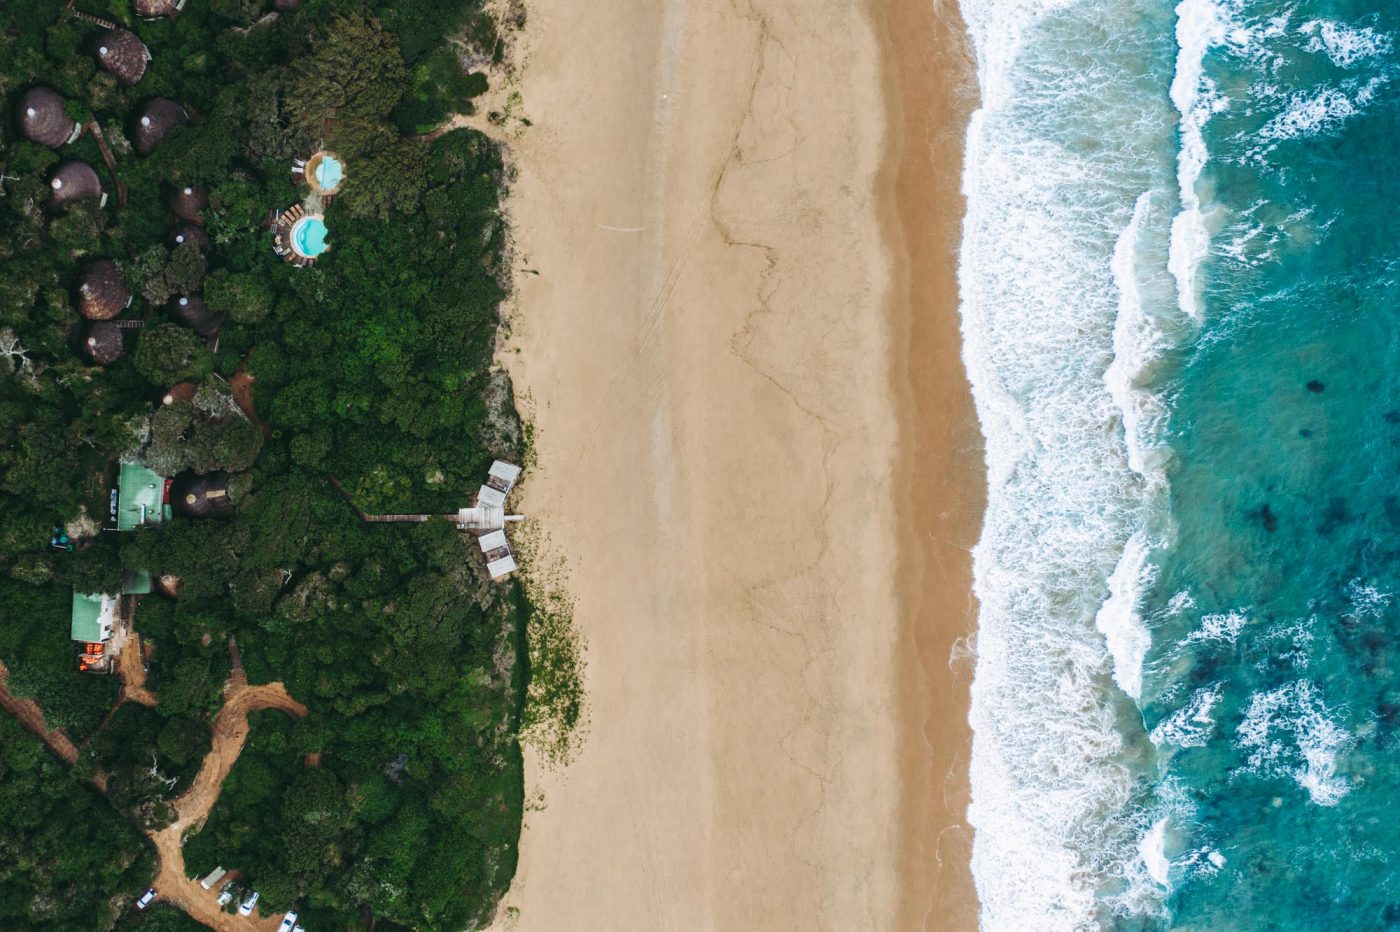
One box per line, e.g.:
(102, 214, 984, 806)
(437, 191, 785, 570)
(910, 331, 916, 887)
(290, 216, 328, 258)
(315, 155, 343, 191)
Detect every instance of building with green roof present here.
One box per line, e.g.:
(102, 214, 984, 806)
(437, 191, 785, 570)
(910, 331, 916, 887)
(115, 460, 170, 531)
(71, 591, 117, 643)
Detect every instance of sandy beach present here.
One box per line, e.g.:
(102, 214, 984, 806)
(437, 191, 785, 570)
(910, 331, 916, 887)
(495, 0, 982, 927)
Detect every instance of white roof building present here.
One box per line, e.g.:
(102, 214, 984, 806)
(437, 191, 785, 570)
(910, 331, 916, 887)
(457, 460, 524, 580)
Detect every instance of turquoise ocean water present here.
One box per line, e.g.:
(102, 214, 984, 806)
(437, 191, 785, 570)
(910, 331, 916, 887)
(958, 0, 1400, 928)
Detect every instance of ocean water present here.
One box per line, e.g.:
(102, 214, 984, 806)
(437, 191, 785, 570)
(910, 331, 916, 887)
(958, 0, 1400, 928)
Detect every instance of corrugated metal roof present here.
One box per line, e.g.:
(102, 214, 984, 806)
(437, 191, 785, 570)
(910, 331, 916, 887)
(71, 592, 116, 642)
(478, 530, 509, 553)
(117, 460, 167, 531)
(486, 555, 518, 580)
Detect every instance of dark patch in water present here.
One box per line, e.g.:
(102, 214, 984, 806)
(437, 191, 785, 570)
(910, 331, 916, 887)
(1319, 497, 1349, 535)
(1386, 410, 1400, 425)
(1386, 496, 1400, 525)
(1255, 504, 1279, 532)
(1299, 428, 1312, 438)
(1379, 701, 1400, 726)
(1307, 380, 1325, 393)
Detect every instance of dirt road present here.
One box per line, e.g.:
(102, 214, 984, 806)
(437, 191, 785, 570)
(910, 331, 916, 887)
(117, 633, 157, 707)
(144, 681, 307, 931)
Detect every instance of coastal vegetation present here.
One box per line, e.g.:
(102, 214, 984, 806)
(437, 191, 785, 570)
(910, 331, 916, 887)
(0, 0, 544, 927)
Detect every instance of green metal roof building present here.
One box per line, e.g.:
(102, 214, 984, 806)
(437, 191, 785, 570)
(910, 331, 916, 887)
(116, 460, 170, 531)
(71, 591, 117, 643)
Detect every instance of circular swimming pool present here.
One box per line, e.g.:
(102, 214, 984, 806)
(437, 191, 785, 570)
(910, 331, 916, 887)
(290, 216, 328, 258)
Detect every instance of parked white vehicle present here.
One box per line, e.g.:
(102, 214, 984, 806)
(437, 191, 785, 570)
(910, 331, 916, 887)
(238, 891, 259, 916)
(278, 911, 299, 932)
(136, 888, 157, 910)
(216, 882, 235, 906)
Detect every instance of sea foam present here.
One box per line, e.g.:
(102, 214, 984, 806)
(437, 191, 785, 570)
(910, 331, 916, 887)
(958, 0, 1185, 926)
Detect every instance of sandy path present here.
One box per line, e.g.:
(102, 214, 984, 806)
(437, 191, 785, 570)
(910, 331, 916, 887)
(494, 0, 927, 927)
(117, 632, 158, 707)
(145, 681, 306, 931)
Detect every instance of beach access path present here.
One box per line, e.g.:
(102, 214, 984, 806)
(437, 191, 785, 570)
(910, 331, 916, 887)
(492, 0, 980, 927)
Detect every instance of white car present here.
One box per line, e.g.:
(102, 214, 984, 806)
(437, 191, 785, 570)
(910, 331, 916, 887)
(278, 911, 299, 932)
(136, 888, 157, 910)
(238, 891, 259, 916)
(216, 883, 235, 906)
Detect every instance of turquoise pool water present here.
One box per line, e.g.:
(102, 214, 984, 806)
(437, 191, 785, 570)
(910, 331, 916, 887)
(315, 155, 342, 191)
(292, 216, 327, 257)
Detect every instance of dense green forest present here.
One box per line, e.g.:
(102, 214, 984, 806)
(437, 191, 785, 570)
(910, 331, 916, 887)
(0, 0, 531, 927)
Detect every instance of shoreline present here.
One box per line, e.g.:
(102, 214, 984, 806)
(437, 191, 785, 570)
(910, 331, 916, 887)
(875, 0, 985, 928)
(494, 0, 983, 926)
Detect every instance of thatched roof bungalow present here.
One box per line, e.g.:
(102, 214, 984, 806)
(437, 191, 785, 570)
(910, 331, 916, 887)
(78, 260, 132, 320)
(133, 0, 186, 19)
(161, 381, 198, 405)
(170, 471, 236, 518)
(50, 161, 105, 208)
(172, 223, 210, 249)
(94, 30, 151, 87)
(156, 573, 183, 598)
(134, 98, 187, 155)
(17, 87, 80, 148)
(169, 185, 207, 224)
(83, 321, 125, 365)
(169, 294, 224, 337)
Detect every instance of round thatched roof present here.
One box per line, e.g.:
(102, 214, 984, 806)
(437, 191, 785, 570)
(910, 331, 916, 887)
(78, 260, 131, 320)
(169, 294, 225, 337)
(95, 30, 150, 86)
(17, 87, 79, 148)
(134, 98, 187, 155)
(133, 0, 182, 18)
(172, 223, 210, 249)
(170, 471, 235, 518)
(50, 161, 104, 208)
(169, 184, 207, 224)
(161, 381, 198, 405)
(83, 321, 125, 365)
(156, 573, 183, 598)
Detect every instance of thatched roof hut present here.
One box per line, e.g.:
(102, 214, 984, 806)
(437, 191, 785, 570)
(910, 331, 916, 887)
(17, 87, 80, 148)
(172, 223, 210, 250)
(134, 98, 187, 155)
(170, 471, 235, 518)
(161, 381, 198, 405)
(133, 0, 185, 18)
(94, 31, 151, 87)
(169, 294, 225, 337)
(83, 322, 125, 365)
(50, 161, 105, 208)
(78, 260, 131, 321)
(169, 185, 207, 224)
(156, 573, 183, 598)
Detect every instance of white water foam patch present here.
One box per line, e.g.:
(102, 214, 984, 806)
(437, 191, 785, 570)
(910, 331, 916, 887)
(1301, 19, 1392, 69)
(1169, 0, 1229, 323)
(1257, 76, 1389, 143)
(1344, 578, 1392, 618)
(1095, 532, 1156, 700)
(958, 1, 1180, 927)
(1150, 683, 1222, 749)
(1186, 609, 1249, 644)
(1138, 817, 1171, 886)
(1235, 681, 1356, 806)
